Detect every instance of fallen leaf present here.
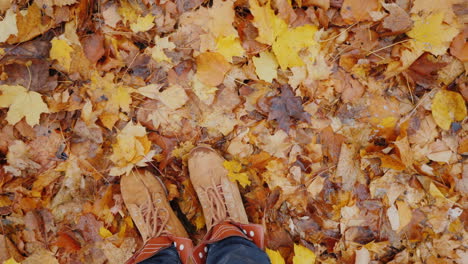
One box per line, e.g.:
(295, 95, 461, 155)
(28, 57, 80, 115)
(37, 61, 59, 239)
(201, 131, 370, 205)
(0, 9, 18, 43)
(2, 258, 20, 264)
(195, 52, 232, 86)
(307, 175, 325, 197)
(382, 3, 412, 33)
(292, 244, 316, 264)
(50, 38, 74, 71)
(216, 35, 245, 62)
(102, 4, 122, 27)
(355, 247, 370, 264)
(151, 36, 176, 63)
(223, 160, 251, 187)
(249, 0, 287, 45)
(99, 227, 113, 239)
(130, 14, 155, 33)
(22, 249, 59, 264)
(253, 51, 278, 82)
(396, 200, 412, 231)
(0, 85, 49, 126)
(450, 30, 468, 62)
(431, 90, 467, 130)
(407, 12, 460, 56)
(54, 232, 81, 252)
(192, 76, 218, 105)
(266, 248, 285, 264)
(268, 84, 311, 132)
(7, 3, 54, 44)
(109, 122, 155, 176)
(272, 24, 318, 69)
(387, 204, 400, 230)
(336, 143, 360, 190)
(340, 0, 380, 24)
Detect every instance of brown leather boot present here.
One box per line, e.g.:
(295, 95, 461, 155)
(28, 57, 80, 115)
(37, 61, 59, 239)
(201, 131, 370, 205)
(121, 169, 188, 241)
(188, 146, 249, 231)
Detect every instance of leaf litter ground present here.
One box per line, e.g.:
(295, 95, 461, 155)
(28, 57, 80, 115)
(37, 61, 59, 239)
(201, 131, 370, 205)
(0, 0, 467, 263)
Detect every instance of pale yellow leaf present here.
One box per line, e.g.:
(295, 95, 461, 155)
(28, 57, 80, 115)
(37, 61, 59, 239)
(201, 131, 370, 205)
(293, 244, 316, 264)
(407, 12, 460, 56)
(0, 85, 49, 126)
(3, 258, 20, 264)
(249, 0, 287, 45)
(130, 14, 155, 33)
(216, 35, 244, 62)
(253, 51, 278, 82)
(272, 24, 318, 69)
(431, 90, 467, 130)
(136, 84, 161, 99)
(396, 200, 412, 231)
(355, 247, 370, 264)
(429, 182, 445, 199)
(110, 122, 153, 176)
(158, 85, 188, 110)
(0, 9, 18, 43)
(50, 38, 73, 71)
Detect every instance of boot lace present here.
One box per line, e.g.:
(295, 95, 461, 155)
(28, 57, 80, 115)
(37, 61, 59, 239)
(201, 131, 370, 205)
(137, 173, 170, 242)
(204, 177, 229, 228)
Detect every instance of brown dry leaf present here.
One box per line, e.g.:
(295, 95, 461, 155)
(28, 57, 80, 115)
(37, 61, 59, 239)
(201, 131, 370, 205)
(268, 84, 311, 133)
(340, 0, 380, 24)
(7, 4, 56, 44)
(195, 52, 232, 86)
(382, 3, 412, 33)
(450, 30, 468, 62)
(336, 143, 360, 191)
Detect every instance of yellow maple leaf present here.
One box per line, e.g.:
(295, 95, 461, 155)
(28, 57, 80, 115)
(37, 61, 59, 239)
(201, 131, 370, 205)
(223, 160, 251, 188)
(293, 244, 316, 264)
(216, 35, 245, 62)
(429, 181, 446, 199)
(118, 0, 138, 24)
(272, 24, 318, 69)
(407, 12, 460, 56)
(2, 258, 20, 264)
(253, 51, 278, 82)
(266, 248, 285, 264)
(431, 90, 466, 130)
(112, 86, 133, 113)
(249, 0, 318, 69)
(109, 122, 155, 176)
(0, 9, 18, 43)
(99, 226, 113, 238)
(249, 0, 287, 45)
(0, 85, 49, 126)
(130, 14, 155, 33)
(50, 38, 73, 71)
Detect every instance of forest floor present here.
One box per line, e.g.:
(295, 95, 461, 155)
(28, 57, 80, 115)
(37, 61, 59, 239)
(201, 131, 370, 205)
(0, 0, 467, 263)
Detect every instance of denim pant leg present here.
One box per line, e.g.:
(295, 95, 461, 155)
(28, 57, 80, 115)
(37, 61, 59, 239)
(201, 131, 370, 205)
(206, 236, 270, 264)
(138, 245, 181, 264)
